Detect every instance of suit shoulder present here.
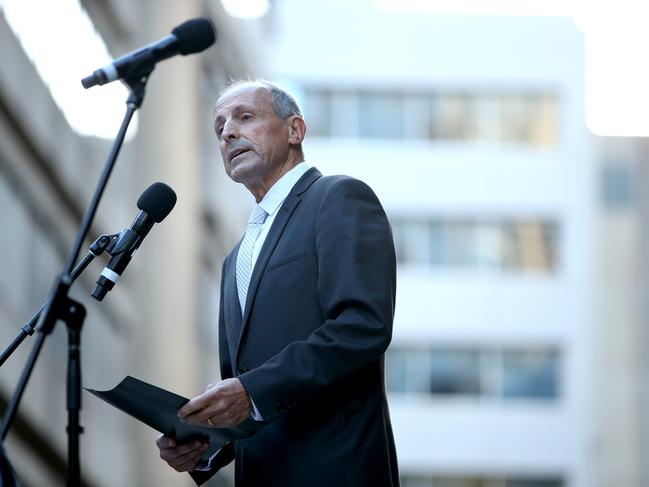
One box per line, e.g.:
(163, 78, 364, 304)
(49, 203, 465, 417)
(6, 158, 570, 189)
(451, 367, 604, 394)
(316, 173, 363, 187)
(310, 174, 387, 221)
(313, 174, 377, 198)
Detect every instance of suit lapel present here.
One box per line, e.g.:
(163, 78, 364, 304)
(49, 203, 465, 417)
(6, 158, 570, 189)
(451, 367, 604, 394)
(234, 168, 322, 363)
(224, 243, 243, 351)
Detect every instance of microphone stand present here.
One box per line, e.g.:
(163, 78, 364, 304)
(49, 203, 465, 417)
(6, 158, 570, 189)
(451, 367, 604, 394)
(0, 62, 155, 487)
(0, 235, 114, 369)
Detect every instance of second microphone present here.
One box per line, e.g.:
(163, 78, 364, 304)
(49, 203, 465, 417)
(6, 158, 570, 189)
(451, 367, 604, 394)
(92, 182, 177, 301)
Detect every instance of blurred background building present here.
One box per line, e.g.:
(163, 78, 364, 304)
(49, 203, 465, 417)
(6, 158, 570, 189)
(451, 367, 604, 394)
(0, 0, 262, 485)
(0, 0, 648, 486)
(272, 2, 591, 487)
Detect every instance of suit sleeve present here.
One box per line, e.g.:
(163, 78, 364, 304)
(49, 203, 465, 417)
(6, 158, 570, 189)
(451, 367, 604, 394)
(238, 178, 396, 422)
(188, 442, 235, 485)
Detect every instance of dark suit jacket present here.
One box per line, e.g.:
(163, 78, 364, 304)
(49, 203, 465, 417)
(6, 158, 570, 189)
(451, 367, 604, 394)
(191, 167, 399, 487)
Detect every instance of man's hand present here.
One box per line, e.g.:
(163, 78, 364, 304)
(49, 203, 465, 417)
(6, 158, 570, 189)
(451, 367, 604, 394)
(178, 378, 252, 428)
(156, 435, 209, 472)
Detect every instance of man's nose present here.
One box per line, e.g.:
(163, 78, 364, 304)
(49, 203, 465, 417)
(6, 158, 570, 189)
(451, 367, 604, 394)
(222, 120, 239, 140)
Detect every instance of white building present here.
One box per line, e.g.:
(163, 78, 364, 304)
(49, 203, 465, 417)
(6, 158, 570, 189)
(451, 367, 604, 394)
(269, 2, 594, 486)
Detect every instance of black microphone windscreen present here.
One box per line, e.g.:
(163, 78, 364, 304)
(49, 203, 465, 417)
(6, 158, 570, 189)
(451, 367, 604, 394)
(172, 18, 216, 55)
(137, 182, 177, 223)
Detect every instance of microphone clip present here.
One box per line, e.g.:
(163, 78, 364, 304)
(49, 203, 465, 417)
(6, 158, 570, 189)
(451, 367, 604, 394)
(90, 229, 140, 302)
(103, 228, 139, 257)
(122, 51, 156, 107)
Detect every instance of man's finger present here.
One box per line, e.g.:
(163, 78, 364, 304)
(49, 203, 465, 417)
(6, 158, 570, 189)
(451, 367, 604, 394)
(186, 398, 240, 426)
(181, 413, 215, 426)
(160, 440, 205, 460)
(174, 451, 207, 472)
(177, 392, 210, 418)
(156, 435, 176, 448)
(166, 443, 209, 469)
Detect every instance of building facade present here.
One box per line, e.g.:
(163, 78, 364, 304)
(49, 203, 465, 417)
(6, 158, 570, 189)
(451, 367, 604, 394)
(270, 1, 596, 486)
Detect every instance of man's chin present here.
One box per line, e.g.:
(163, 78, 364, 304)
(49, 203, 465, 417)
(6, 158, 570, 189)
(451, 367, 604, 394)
(228, 162, 257, 183)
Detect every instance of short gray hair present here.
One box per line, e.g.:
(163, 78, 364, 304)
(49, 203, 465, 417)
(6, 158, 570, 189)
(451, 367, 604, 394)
(219, 79, 303, 120)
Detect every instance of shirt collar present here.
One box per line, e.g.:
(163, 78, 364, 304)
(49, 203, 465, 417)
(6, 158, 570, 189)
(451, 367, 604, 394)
(257, 162, 311, 217)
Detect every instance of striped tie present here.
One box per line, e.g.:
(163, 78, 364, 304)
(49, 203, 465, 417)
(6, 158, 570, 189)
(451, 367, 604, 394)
(236, 205, 268, 313)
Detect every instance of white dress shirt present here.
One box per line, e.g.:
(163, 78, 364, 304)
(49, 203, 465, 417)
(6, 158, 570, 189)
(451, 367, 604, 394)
(251, 162, 311, 267)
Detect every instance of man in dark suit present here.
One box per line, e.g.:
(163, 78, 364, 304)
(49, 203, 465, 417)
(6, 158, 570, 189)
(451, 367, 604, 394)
(156, 80, 399, 486)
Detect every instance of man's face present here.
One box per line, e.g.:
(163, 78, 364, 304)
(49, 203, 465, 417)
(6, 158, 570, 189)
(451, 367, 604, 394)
(213, 85, 291, 186)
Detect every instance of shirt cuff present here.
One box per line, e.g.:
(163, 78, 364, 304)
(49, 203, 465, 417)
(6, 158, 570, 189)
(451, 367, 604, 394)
(250, 395, 264, 421)
(193, 446, 222, 472)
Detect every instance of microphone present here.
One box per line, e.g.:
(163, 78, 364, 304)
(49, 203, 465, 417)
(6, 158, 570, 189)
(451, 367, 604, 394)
(81, 17, 216, 89)
(92, 182, 177, 301)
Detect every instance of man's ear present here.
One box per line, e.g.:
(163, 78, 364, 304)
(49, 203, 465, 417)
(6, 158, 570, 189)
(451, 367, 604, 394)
(287, 116, 306, 146)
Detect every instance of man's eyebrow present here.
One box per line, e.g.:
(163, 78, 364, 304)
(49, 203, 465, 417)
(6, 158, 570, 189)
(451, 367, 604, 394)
(214, 104, 254, 125)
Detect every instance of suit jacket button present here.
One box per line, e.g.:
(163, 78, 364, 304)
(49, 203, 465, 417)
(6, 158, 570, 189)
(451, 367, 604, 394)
(238, 366, 248, 374)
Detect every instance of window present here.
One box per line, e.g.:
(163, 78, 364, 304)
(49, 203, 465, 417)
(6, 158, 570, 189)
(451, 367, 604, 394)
(502, 349, 560, 399)
(358, 92, 404, 138)
(387, 346, 560, 401)
(392, 217, 560, 274)
(386, 348, 432, 394)
(430, 93, 477, 141)
(401, 476, 563, 487)
(303, 90, 331, 137)
(429, 349, 481, 396)
(302, 88, 558, 147)
(600, 162, 635, 209)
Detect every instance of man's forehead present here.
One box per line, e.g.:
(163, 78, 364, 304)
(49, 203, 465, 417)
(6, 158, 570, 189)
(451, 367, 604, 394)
(215, 84, 270, 114)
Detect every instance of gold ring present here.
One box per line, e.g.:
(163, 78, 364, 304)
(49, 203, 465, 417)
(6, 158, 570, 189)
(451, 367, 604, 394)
(207, 418, 214, 427)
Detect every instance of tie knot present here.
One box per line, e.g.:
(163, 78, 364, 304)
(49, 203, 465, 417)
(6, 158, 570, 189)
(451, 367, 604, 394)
(249, 205, 268, 225)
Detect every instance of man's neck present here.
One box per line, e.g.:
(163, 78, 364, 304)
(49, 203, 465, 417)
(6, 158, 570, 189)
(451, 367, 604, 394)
(248, 157, 304, 202)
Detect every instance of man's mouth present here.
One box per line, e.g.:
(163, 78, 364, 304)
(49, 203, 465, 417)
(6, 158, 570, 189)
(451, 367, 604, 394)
(229, 148, 250, 163)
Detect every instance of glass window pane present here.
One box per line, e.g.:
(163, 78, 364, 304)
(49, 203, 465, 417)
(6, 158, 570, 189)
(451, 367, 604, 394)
(479, 349, 502, 398)
(443, 221, 479, 267)
(600, 162, 636, 208)
(433, 478, 487, 487)
(474, 94, 503, 143)
(403, 477, 433, 487)
(386, 348, 432, 394)
(529, 94, 559, 148)
(501, 94, 533, 144)
(386, 348, 408, 393)
(506, 480, 563, 487)
(475, 222, 503, 269)
(430, 94, 476, 141)
(358, 92, 404, 138)
(501, 94, 558, 148)
(501, 221, 559, 273)
(330, 92, 359, 138)
(303, 90, 331, 136)
(517, 221, 550, 271)
(502, 349, 560, 399)
(429, 349, 480, 396)
(406, 349, 434, 393)
(404, 94, 433, 139)
(403, 220, 432, 265)
(391, 219, 408, 265)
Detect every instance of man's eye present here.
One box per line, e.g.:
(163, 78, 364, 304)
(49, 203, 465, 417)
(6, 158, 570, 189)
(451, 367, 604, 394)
(241, 114, 252, 120)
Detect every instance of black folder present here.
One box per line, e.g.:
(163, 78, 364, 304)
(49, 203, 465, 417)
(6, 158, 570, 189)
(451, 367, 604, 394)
(86, 376, 262, 462)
